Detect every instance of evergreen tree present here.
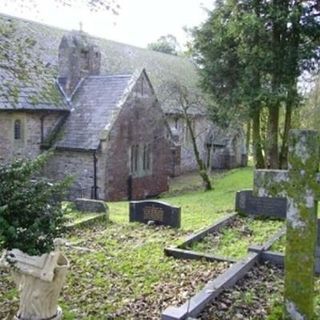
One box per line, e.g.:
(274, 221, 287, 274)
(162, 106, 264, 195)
(191, 0, 320, 169)
(0, 153, 71, 255)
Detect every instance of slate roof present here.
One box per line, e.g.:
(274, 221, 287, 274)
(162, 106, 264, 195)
(55, 74, 133, 150)
(206, 126, 245, 149)
(0, 80, 68, 112)
(0, 13, 200, 114)
(0, 16, 68, 111)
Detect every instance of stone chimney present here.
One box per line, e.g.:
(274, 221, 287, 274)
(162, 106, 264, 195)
(58, 31, 101, 97)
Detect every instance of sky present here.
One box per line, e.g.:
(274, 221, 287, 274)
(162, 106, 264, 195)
(1, 0, 214, 49)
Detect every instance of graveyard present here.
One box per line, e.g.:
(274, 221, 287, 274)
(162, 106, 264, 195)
(1, 162, 320, 320)
(1, 0, 320, 318)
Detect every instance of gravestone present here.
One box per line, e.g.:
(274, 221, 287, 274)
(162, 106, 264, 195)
(74, 198, 108, 214)
(235, 190, 287, 219)
(254, 129, 320, 320)
(129, 200, 181, 228)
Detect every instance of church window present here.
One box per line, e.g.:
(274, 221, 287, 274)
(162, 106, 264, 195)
(130, 144, 152, 176)
(174, 118, 178, 129)
(14, 120, 22, 140)
(143, 144, 151, 171)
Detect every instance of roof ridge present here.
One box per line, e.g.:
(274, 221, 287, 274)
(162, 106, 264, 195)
(87, 74, 133, 79)
(0, 12, 192, 63)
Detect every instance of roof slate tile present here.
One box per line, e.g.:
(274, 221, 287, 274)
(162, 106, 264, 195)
(55, 74, 132, 150)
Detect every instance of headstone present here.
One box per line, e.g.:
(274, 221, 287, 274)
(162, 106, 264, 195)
(74, 198, 108, 214)
(253, 129, 320, 320)
(235, 190, 287, 219)
(129, 200, 181, 228)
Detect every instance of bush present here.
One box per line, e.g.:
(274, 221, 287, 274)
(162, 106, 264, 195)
(0, 153, 71, 256)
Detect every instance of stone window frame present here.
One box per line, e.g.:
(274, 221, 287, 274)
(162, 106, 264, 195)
(130, 143, 152, 177)
(13, 118, 24, 144)
(143, 144, 151, 171)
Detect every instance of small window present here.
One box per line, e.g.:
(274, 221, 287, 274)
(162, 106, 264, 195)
(14, 120, 22, 140)
(174, 118, 178, 129)
(130, 144, 152, 176)
(81, 49, 89, 59)
(143, 144, 151, 171)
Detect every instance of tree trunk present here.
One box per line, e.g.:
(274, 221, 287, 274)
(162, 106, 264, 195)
(266, 0, 287, 169)
(266, 104, 280, 168)
(279, 2, 300, 169)
(184, 113, 213, 191)
(252, 110, 265, 168)
(279, 103, 292, 169)
(246, 119, 251, 157)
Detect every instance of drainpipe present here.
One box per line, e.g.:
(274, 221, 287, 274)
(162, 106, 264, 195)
(91, 151, 98, 199)
(127, 174, 132, 201)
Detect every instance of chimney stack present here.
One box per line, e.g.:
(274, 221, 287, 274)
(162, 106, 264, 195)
(58, 31, 101, 97)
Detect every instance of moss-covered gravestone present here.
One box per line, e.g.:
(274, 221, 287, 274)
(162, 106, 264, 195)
(254, 130, 320, 320)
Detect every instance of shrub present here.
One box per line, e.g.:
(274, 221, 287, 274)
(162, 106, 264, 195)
(0, 153, 71, 256)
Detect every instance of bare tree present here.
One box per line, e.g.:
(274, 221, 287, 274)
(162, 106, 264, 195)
(162, 80, 213, 191)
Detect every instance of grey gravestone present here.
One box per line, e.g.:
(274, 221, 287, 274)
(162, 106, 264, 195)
(130, 200, 181, 228)
(235, 190, 287, 219)
(74, 198, 108, 214)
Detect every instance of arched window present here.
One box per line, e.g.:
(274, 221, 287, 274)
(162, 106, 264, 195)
(14, 120, 22, 140)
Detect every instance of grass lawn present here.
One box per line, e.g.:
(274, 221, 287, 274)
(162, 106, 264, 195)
(0, 167, 252, 319)
(2, 166, 319, 319)
(270, 234, 286, 253)
(187, 216, 284, 259)
(65, 210, 105, 225)
(109, 167, 253, 231)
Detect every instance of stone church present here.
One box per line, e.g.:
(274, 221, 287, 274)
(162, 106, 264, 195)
(0, 30, 178, 200)
(0, 14, 247, 200)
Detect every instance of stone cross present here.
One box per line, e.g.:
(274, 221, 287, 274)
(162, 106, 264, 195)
(253, 130, 320, 320)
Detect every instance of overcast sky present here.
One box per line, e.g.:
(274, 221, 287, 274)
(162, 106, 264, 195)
(1, 0, 214, 49)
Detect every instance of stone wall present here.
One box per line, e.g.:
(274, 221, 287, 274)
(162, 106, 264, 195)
(103, 72, 174, 201)
(0, 111, 62, 165)
(212, 132, 247, 169)
(44, 150, 95, 199)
